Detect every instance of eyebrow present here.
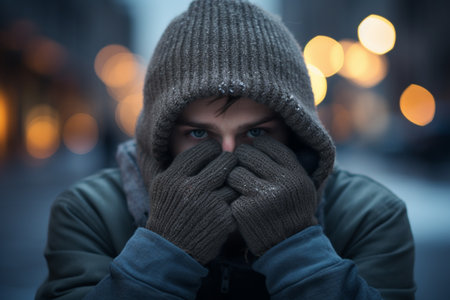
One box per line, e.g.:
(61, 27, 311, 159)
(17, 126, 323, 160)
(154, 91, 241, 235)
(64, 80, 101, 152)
(176, 115, 279, 131)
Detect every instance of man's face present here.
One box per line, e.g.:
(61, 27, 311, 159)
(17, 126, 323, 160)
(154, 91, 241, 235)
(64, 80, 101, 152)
(169, 97, 289, 156)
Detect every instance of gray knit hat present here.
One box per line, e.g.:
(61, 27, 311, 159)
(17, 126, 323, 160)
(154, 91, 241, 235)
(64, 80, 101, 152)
(136, 0, 335, 188)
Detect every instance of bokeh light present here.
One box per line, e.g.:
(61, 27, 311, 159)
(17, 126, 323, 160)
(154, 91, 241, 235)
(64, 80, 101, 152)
(94, 45, 139, 88)
(63, 113, 98, 154)
(304, 35, 344, 77)
(106, 68, 146, 102)
(358, 14, 396, 55)
(94, 44, 129, 77)
(351, 91, 390, 139)
(115, 93, 143, 136)
(24, 37, 67, 75)
(338, 40, 388, 87)
(306, 64, 327, 105)
(101, 53, 138, 87)
(400, 84, 435, 126)
(0, 91, 8, 158)
(25, 105, 55, 127)
(25, 105, 60, 159)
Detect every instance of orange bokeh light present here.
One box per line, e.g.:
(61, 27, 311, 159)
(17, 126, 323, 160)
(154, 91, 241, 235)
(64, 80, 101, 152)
(400, 84, 435, 126)
(95, 45, 139, 88)
(101, 52, 138, 87)
(94, 44, 129, 77)
(26, 115, 60, 159)
(0, 91, 8, 158)
(106, 69, 146, 102)
(63, 113, 99, 154)
(25, 37, 67, 75)
(115, 93, 143, 136)
(304, 35, 344, 77)
(338, 40, 388, 88)
(25, 105, 60, 159)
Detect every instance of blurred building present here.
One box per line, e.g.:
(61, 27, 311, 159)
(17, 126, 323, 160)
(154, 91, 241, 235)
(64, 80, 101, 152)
(282, 0, 450, 179)
(1, 0, 449, 175)
(0, 0, 132, 167)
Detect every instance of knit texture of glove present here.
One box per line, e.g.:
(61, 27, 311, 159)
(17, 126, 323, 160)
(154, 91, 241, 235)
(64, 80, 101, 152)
(227, 136, 318, 256)
(146, 140, 238, 265)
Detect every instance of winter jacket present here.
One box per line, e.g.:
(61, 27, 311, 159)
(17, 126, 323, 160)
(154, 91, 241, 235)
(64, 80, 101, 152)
(36, 166, 415, 299)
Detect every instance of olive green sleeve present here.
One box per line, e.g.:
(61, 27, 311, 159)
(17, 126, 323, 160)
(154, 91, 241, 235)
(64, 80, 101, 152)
(324, 168, 416, 300)
(36, 169, 135, 299)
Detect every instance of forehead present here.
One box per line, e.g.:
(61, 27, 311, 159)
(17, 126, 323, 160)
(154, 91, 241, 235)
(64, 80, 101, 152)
(180, 97, 275, 121)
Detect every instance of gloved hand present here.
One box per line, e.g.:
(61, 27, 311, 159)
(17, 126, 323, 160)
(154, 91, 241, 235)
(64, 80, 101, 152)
(227, 136, 317, 256)
(146, 139, 238, 265)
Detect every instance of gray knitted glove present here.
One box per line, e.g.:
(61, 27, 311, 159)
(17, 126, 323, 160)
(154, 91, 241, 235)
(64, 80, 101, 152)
(146, 139, 238, 265)
(227, 136, 318, 256)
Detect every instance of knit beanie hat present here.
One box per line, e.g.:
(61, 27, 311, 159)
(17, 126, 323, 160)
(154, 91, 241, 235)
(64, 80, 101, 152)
(136, 0, 336, 189)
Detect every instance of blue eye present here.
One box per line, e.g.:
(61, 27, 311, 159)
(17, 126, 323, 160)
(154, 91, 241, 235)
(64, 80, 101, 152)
(247, 128, 265, 138)
(190, 129, 208, 139)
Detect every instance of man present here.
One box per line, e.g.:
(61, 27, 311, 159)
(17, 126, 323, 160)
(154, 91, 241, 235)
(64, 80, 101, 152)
(36, 0, 415, 299)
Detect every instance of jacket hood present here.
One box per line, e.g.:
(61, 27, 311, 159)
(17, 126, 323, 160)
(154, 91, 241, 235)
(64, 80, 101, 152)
(135, 0, 335, 189)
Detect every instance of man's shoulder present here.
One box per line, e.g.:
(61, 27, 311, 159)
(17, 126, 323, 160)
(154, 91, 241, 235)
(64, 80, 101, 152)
(45, 168, 136, 265)
(73, 167, 123, 191)
(52, 168, 127, 219)
(324, 166, 405, 214)
(322, 166, 408, 256)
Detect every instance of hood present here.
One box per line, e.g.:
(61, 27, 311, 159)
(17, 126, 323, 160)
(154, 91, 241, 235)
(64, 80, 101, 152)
(135, 0, 335, 189)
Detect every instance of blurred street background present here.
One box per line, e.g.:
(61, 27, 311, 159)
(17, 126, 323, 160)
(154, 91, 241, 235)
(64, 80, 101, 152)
(1, 0, 449, 299)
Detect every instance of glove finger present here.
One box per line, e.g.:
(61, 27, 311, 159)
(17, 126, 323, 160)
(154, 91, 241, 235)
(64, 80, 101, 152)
(234, 143, 281, 179)
(227, 166, 267, 196)
(195, 151, 238, 190)
(253, 135, 299, 169)
(213, 186, 239, 205)
(168, 139, 222, 176)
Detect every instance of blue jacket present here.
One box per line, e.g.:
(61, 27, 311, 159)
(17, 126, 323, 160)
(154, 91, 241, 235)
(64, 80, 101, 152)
(36, 167, 416, 299)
